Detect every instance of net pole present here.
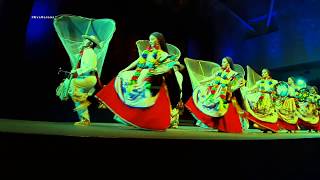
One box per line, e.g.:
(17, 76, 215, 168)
(198, 61, 205, 76)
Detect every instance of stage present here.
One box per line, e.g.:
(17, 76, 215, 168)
(2, 118, 320, 178)
(1, 118, 320, 140)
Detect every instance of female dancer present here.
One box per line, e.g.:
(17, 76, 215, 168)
(185, 57, 246, 133)
(96, 32, 183, 130)
(277, 77, 300, 132)
(243, 68, 279, 133)
(297, 86, 320, 132)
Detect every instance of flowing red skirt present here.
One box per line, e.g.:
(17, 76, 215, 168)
(278, 119, 299, 131)
(245, 113, 279, 132)
(95, 78, 171, 131)
(185, 97, 243, 133)
(298, 119, 319, 131)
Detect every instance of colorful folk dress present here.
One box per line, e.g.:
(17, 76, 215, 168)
(277, 84, 300, 131)
(96, 48, 180, 130)
(243, 78, 279, 132)
(185, 67, 244, 133)
(297, 92, 320, 131)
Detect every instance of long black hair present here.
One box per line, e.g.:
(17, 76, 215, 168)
(224, 57, 245, 110)
(223, 56, 235, 70)
(288, 76, 295, 82)
(149, 32, 181, 108)
(288, 76, 296, 85)
(150, 32, 168, 52)
(311, 86, 319, 94)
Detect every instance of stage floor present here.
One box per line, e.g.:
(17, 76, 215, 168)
(1, 118, 320, 140)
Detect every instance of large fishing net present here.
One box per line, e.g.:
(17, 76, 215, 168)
(245, 65, 261, 89)
(54, 14, 116, 77)
(54, 14, 116, 101)
(184, 57, 245, 90)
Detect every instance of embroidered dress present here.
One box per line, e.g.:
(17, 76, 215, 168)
(277, 84, 300, 131)
(186, 67, 244, 133)
(96, 47, 181, 130)
(243, 77, 279, 132)
(115, 48, 170, 108)
(297, 92, 320, 130)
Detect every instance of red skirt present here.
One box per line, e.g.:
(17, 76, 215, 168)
(278, 119, 299, 131)
(245, 113, 279, 132)
(95, 78, 171, 131)
(185, 97, 243, 133)
(298, 119, 319, 131)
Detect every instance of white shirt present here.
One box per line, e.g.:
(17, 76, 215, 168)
(76, 48, 98, 76)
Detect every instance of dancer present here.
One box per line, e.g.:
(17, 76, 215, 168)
(276, 77, 300, 132)
(242, 68, 279, 133)
(96, 32, 183, 130)
(185, 57, 246, 133)
(297, 86, 320, 132)
(54, 15, 116, 126)
(69, 35, 101, 126)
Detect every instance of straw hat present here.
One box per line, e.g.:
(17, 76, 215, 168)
(82, 35, 101, 48)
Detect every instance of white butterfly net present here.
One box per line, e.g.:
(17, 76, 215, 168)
(246, 65, 261, 89)
(184, 57, 245, 90)
(54, 14, 116, 77)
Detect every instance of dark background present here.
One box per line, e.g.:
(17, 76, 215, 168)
(1, 0, 320, 123)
